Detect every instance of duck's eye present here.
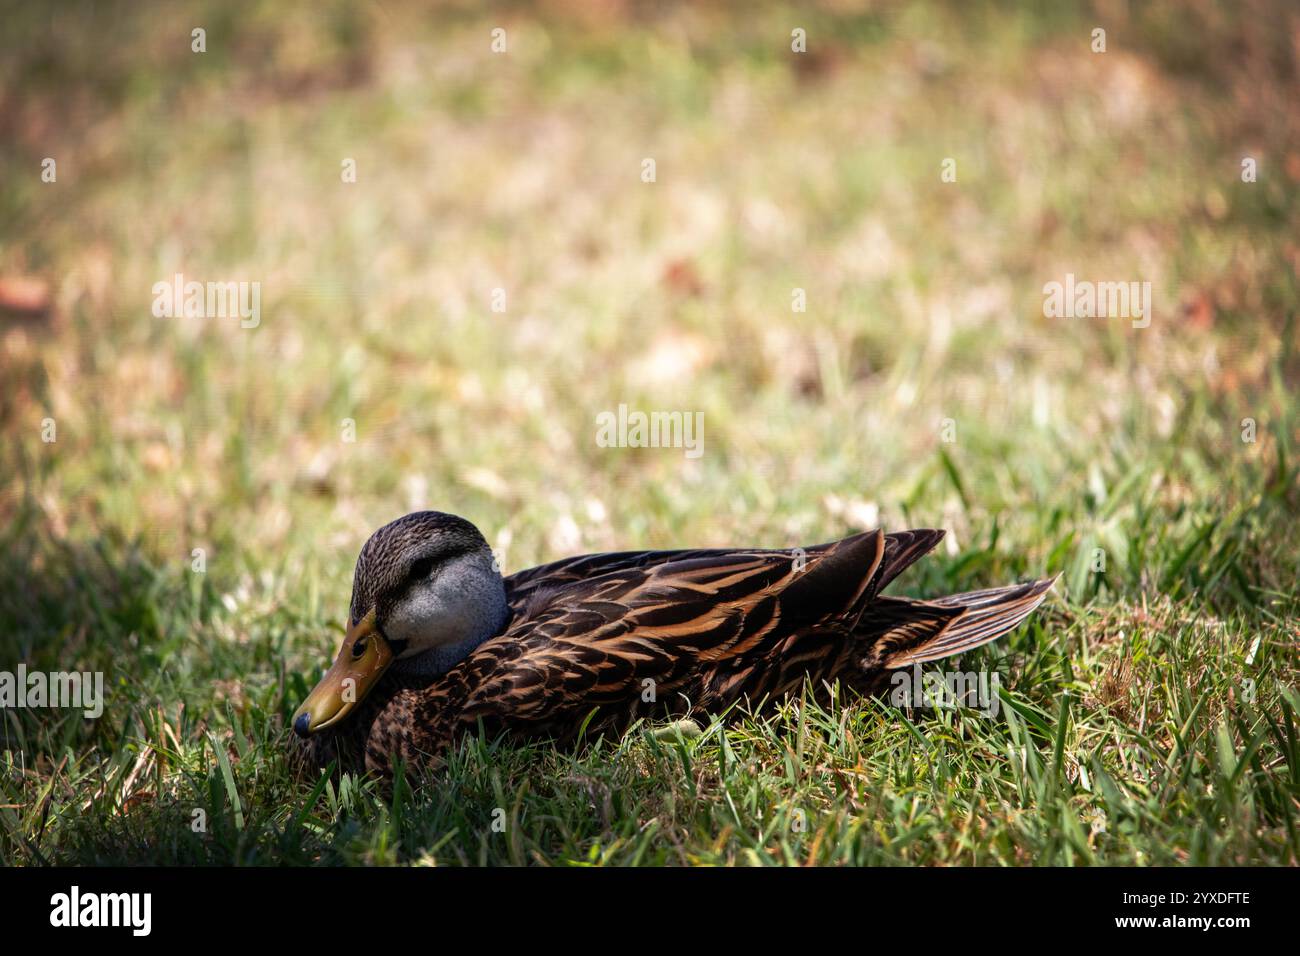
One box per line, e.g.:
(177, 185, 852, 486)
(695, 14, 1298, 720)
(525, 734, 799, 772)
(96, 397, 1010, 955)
(351, 637, 368, 659)
(408, 557, 435, 581)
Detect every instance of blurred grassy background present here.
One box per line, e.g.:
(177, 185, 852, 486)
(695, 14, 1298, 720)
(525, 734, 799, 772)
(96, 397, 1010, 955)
(0, 0, 1296, 865)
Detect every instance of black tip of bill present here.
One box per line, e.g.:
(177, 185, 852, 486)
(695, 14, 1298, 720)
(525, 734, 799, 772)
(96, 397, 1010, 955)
(292, 712, 312, 739)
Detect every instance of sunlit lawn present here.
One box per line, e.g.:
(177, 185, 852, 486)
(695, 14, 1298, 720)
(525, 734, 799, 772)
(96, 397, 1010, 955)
(0, 0, 1296, 865)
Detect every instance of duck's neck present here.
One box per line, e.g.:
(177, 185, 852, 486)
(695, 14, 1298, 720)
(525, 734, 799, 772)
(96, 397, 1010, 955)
(394, 624, 504, 678)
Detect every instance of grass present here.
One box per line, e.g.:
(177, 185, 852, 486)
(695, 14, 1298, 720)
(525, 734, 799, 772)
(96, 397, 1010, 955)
(0, 0, 1297, 866)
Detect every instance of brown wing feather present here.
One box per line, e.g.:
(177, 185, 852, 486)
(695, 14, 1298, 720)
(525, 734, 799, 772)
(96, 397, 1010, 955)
(869, 529, 946, 593)
(503, 528, 935, 615)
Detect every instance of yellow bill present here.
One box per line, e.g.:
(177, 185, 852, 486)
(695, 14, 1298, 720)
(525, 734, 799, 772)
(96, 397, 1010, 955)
(292, 609, 392, 736)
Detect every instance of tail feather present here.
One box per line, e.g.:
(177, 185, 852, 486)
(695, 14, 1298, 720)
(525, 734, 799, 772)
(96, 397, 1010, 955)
(856, 595, 964, 652)
(879, 577, 1056, 668)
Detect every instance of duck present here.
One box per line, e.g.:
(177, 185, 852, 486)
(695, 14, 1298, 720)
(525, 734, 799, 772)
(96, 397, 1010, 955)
(292, 510, 1054, 777)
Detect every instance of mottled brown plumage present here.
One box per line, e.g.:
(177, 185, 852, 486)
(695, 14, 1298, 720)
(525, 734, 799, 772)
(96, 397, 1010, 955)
(296, 512, 1053, 778)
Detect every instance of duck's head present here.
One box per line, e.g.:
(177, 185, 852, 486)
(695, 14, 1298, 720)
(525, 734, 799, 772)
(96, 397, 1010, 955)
(291, 511, 508, 737)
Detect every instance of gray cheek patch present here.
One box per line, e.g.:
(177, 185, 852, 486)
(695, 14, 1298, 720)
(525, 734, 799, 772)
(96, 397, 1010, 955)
(385, 583, 461, 651)
(384, 551, 508, 659)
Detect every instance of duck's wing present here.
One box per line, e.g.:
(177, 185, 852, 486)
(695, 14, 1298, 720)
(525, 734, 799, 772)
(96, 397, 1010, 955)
(462, 530, 888, 725)
(502, 528, 944, 615)
(503, 548, 736, 613)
